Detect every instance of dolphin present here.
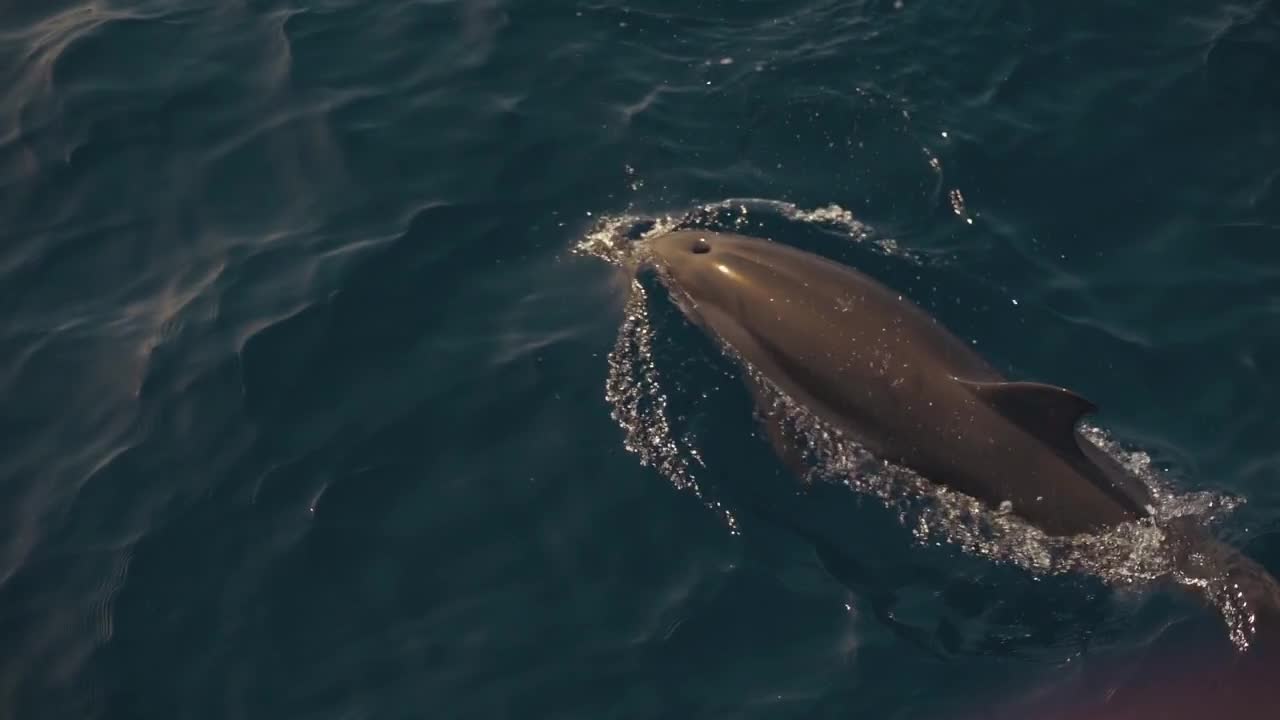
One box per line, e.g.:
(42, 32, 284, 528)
(645, 229, 1150, 535)
(641, 229, 1280, 643)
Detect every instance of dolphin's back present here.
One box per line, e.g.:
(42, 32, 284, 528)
(724, 237, 1003, 384)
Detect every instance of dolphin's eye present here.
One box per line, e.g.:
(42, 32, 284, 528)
(691, 237, 711, 254)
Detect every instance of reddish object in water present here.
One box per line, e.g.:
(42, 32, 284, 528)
(979, 613, 1280, 720)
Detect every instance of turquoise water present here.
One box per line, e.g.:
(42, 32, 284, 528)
(2, 1, 1278, 718)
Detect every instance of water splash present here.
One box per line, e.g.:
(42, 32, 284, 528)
(572, 197, 906, 263)
(603, 278, 737, 533)
(574, 213, 678, 266)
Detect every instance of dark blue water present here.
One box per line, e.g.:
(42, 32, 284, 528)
(3, 1, 1279, 718)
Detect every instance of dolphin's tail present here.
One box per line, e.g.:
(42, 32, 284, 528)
(1165, 516, 1280, 653)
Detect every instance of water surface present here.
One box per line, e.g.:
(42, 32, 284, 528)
(2, 0, 1279, 718)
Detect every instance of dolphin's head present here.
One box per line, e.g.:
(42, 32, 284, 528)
(643, 230, 771, 320)
(643, 229, 810, 389)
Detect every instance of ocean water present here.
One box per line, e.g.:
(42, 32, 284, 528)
(3, 0, 1279, 718)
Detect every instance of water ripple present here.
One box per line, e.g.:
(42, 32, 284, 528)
(2, 0, 1279, 717)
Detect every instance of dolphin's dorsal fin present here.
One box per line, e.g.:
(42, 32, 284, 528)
(957, 380, 1097, 451)
(957, 379, 1155, 516)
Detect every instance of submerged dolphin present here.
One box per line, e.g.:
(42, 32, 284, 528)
(642, 229, 1280, 643)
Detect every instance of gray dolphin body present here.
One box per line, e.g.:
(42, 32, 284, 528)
(646, 229, 1151, 536)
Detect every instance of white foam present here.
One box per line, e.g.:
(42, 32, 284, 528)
(602, 279, 738, 533)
